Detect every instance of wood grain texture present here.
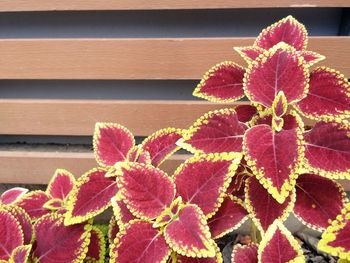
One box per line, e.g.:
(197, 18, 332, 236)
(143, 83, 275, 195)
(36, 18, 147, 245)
(0, 99, 238, 136)
(0, 0, 348, 11)
(0, 151, 187, 184)
(0, 37, 348, 80)
(0, 151, 349, 190)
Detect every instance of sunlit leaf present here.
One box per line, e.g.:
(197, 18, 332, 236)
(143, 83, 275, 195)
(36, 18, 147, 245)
(295, 67, 350, 122)
(295, 173, 347, 231)
(193, 61, 245, 103)
(93, 122, 135, 167)
(64, 167, 118, 225)
(164, 204, 216, 258)
(245, 176, 295, 233)
(174, 153, 241, 218)
(141, 128, 183, 167)
(304, 122, 350, 180)
(46, 169, 75, 200)
(179, 109, 247, 154)
(244, 42, 309, 108)
(110, 220, 170, 263)
(116, 162, 175, 220)
(208, 196, 248, 239)
(15, 191, 51, 220)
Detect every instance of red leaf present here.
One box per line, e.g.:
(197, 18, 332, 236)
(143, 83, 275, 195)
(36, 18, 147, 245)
(244, 42, 309, 108)
(93, 122, 135, 167)
(111, 196, 135, 228)
(4, 206, 33, 244)
(174, 153, 242, 218)
(318, 203, 350, 260)
(33, 213, 91, 263)
(0, 188, 28, 205)
(304, 122, 350, 179)
(193, 61, 245, 103)
(15, 191, 51, 220)
(254, 16, 308, 50)
(234, 105, 257, 123)
(234, 46, 264, 63)
(64, 168, 119, 225)
(46, 169, 75, 200)
(258, 220, 304, 262)
(86, 226, 106, 262)
(297, 51, 325, 66)
(243, 124, 303, 203)
(180, 109, 247, 154)
(110, 220, 170, 263)
(294, 173, 346, 230)
(164, 204, 216, 258)
(0, 209, 23, 260)
(9, 245, 31, 263)
(208, 196, 248, 239)
(295, 67, 350, 121)
(141, 128, 183, 167)
(116, 162, 175, 220)
(231, 244, 258, 263)
(245, 177, 295, 233)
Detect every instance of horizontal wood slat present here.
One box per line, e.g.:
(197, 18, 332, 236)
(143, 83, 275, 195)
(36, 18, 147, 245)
(0, 151, 349, 191)
(0, 151, 187, 184)
(0, 0, 348, 11)
(0, 37, 348, 80)
(0, 99, 238, 136)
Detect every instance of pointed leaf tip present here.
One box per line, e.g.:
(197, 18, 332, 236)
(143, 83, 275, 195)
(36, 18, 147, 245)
(164, 204, 216, 258)
(245, 176, 295, 234)
(243, 123, 303, 204)
(255, 15, 308, 51)
(46, 168, 75, 201)
(93, 122, 135, 167)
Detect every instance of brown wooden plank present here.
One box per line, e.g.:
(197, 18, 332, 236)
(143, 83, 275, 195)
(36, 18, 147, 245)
(0, 151, 349, 191)
(0, 99, 241, 136)
(0, 37, 348, 80)
(0, 0, 347, 11)
(0, 151, 188, 184)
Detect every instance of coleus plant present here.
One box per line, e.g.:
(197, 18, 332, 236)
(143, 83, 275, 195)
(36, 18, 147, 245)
(0, 15, 349, 263)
